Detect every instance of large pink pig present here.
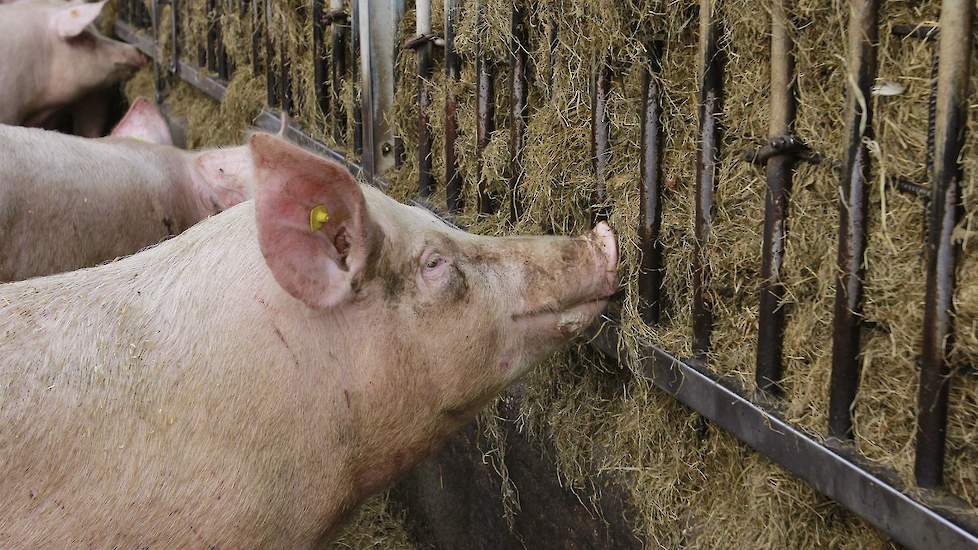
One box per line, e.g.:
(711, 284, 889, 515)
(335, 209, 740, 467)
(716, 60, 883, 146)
(0, 0, 147, 127)
(0, 98, 253, 282)
(0, 133, 619, 547)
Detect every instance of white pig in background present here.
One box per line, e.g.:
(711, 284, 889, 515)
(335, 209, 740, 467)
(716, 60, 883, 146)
(0, 133, 619, 548)
(0, 98, 253, 282)
(0, 0, 147, 127)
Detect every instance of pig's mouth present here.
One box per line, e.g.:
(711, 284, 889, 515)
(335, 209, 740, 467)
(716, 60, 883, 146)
(512, 296, 612, 337)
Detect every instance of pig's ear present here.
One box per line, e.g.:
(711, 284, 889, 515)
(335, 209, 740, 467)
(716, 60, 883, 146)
(52, 1, 107, 38)
(250, 133, 377, 310)
(110, 98, 173, 145)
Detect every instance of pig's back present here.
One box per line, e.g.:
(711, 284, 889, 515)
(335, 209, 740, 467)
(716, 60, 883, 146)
(0, 125, 187, 281)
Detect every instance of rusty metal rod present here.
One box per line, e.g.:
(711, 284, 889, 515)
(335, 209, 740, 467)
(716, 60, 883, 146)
(828, 0, 880, 440)
(692, 0, 724, 356)
(313, 0, 329, 116)
(591, 53, 612, 224)
(416, 0, 435, 198)
(351, 0, 363, 157)
(171, 0, 181, 76)
(280, 38, 293, 114)
(639, 40, 665, 326)
(891, 24, 939, 41)
(217, 0, 230, 80)
(915, 0, 974, 489)
(264, 1, 278, 107)
(151, 0, 163, 103)
(206, 0, 218, 73)
(251, 0, 261, 76)
(756, 0, 797, 395)
(330, 0, 347, 144)
(444, 0, 463, 213)
(508, 2, 529, 224)
(476, 0, 496, 215)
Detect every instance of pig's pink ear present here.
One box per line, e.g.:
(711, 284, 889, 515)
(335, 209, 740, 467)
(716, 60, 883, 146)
(250, 133, 377, 310)
(52, 1, 107, 38)
(110, 98, 173, 145)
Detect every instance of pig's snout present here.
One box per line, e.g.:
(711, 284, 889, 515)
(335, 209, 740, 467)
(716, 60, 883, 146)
(590, 221, 619, 297)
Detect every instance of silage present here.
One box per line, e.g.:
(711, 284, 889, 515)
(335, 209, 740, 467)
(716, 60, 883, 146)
(119, 0, 978, 546)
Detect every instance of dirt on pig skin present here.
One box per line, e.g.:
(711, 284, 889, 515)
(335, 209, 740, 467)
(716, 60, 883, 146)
(0, 133, 618, 548)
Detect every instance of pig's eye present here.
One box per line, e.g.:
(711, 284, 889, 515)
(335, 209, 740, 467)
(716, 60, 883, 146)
(424, 255, 446, 271)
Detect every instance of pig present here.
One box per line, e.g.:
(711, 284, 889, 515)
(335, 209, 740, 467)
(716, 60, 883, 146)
(0, 0, 147, 127)
(0, 97, 253, 282)
(0, 133, 619, 548)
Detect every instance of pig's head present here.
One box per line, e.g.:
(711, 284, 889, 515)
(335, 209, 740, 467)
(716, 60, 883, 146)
(109, 97, 173, 145)
(44, 1, 147, 104)
(249, 134, 618, 420)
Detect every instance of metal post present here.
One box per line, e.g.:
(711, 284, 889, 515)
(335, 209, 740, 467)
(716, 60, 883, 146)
(151, 0, 163, 103)
(692, 0, 723, 356)
(476, 0, 496, 215)
(416, 0, 435, 198)
(755, 0, 797, 395)
(444, 0, 463, 213)
(313, 0, 329, 117)
(639, 40, 665, 326)
(915, 0, 973, 489)
(358, 0, 402, 181)
(509, 2, 529, 224)
(351, 0, 363, 157)
(329, 0, 348, 144)
(828, 0, 880, 440)
(591, 53, 612, 224)
(206, 0, 218, 73)
(251, 0, 261, 76)
(171, 0, 180, 76)
(217, 0, 229, 80)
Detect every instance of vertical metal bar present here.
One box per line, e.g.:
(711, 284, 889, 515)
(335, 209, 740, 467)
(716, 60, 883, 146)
(925, 50, 940, 179)
(265, 1, 278, 108)
(329, 0, 348, 144)
(828, 0, 880, 440)
(591, 54, 612, 224)
(151, 0, 163, 103)
(358, 0, 401, 181)
(280, 38, 293, 114)
(218, 1, 230, 80)
(206, 0, 218, 73)
(120, 0, 130, 24)
(508, 1, 529, 224)
(251, 0, 262, 76)
(351, 0, 363, 157)
(313, 0, 330, 116)
(639, 40, 665, 326)
(393, 0, 407, 169)
(416, 0, 435, 198)
(755, 0, 797, 395)
(476, 0, 496, 215)
(915, 0, 973, 489)
(171, 0, 180, 75)
(692, 0, 723, 356)
(444, 0, 463, 213)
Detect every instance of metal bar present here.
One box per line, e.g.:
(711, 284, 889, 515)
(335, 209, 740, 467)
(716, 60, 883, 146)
(891, 24, 939, 41)
(416, 0, 435, 198)
(591, 53, 612, 224)
(265, 1, 278, 107)
(329, 0, 348, 144)
(280, 37, 293, 114)
(755, 0, 797, 395)
(444, 0, 463, 213)
(151, 0, 163, 103)
(925, 50, 940, 179)
(915, 0, 974, 490)
(251, 0, 261, 76)
(692, 0, 723, 356)
(206, 0, 218, 73)
(508, 2, 529, 224)
(351, 0, 363, 157)
(828, 0, 880, 440)
(171, 0, 180, 75)
(313, 0, 329, 117)
(475, 0, 496, 215)
(357, 0, 402, 181)
(216, 0, 229, 80)
(586, 321, 978, 550)
(638, 40, 665, 326)
(393, 0, 407, 169)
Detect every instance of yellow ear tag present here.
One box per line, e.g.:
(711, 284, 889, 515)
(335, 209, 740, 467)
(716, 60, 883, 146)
(309, 205, 330, 232)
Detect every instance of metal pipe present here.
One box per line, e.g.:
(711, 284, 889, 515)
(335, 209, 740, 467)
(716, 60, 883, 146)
(444, 0, 463, 213)
(591, 53, 612, 224)
(265, 1, 278, 108)
(280, 37, 293, 114)
(329, 0, 348, 144)
(151, 0, 163, 104)
(357, 0, 402, 181)
(251, 0, 261, 76)
(508, 2, 529, 224)
(171, 0, 180, 76)
(351, 0, 363, 157)
(475, 0, 496, 215)
(416, 0, 435, 198)
(206, 0, 218, 73)
(638, 40, 665, 326)
(692, 0, 723, 356)
(313, 0, 329, 116)
(915, 0, 974, 489)
(755, 0, 797, 395)
(827, 0, 880, 440)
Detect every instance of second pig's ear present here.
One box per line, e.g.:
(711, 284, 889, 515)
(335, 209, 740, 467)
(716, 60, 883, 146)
(52, 1, 107, 38)
(110, 98, 174, 145)
(250, 133, 379, 310)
